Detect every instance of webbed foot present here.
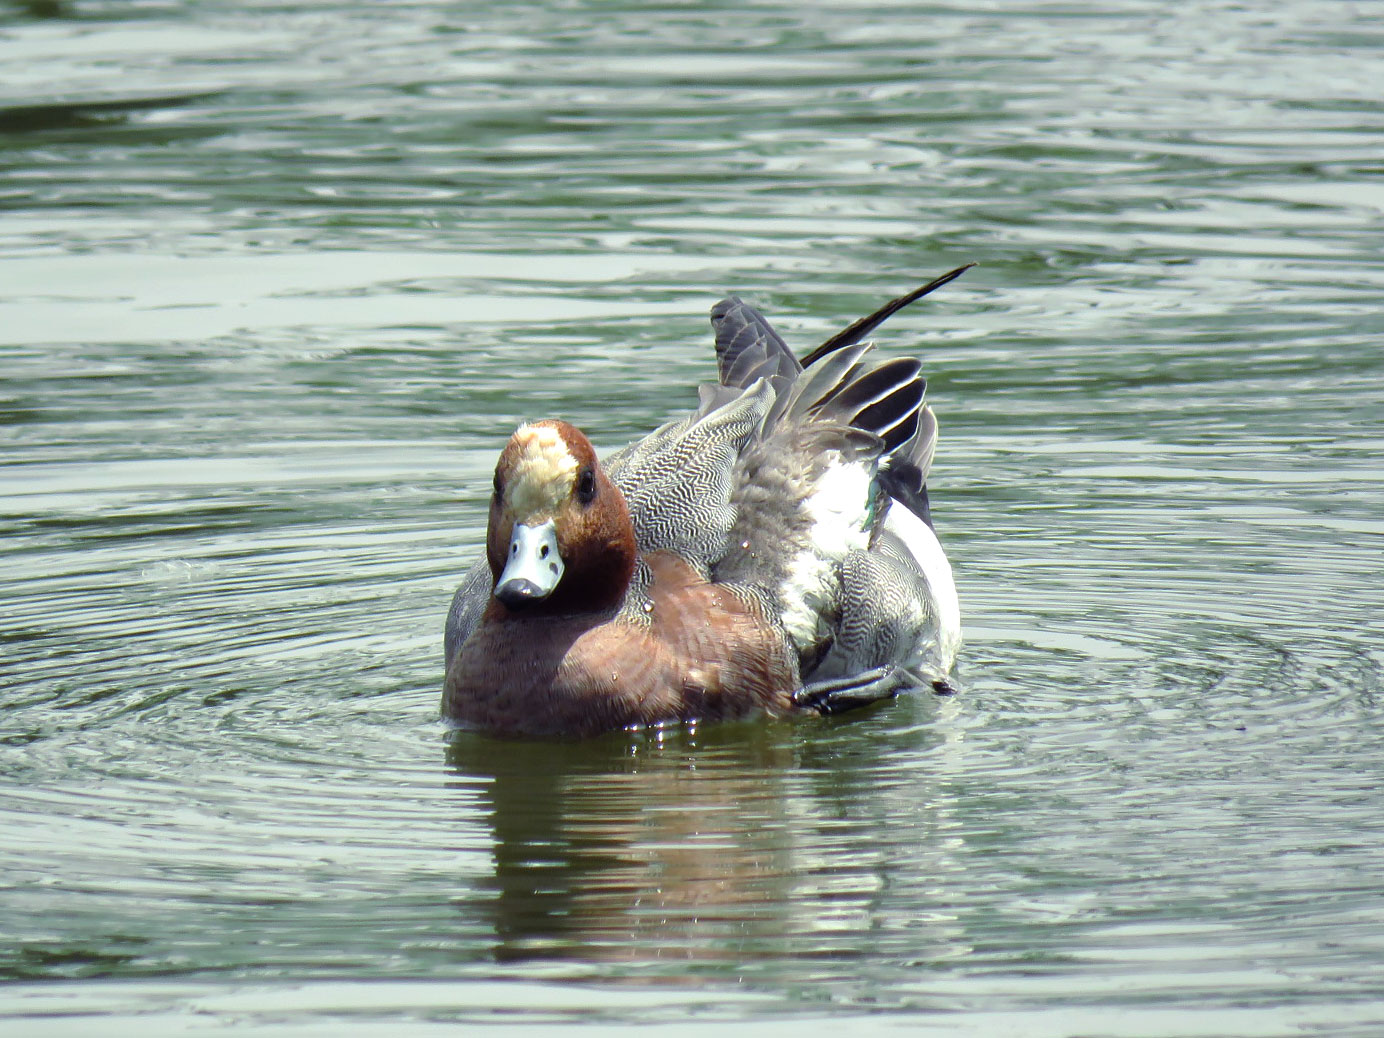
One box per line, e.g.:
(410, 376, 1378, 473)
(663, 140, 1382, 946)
(794, 665, 911, 716)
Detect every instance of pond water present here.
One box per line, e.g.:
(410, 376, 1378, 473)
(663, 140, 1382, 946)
(2, 0, 1382, 1034)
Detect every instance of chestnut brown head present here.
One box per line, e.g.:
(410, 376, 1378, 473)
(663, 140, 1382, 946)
(486, 420, 635, 614)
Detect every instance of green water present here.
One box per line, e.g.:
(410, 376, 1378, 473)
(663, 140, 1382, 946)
(2, 0, 1382, 1034)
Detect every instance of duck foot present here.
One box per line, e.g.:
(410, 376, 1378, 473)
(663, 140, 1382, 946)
(794, 665, 913, 716)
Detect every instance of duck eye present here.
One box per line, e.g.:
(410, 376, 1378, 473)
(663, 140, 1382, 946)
(575, 467, 597, 505)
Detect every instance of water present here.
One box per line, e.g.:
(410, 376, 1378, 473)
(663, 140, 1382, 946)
(3, 0, 1383, 1033)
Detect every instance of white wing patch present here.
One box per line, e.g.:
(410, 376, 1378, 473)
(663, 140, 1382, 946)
(883, 505, 962, 666)
(779, 458, 874, 654)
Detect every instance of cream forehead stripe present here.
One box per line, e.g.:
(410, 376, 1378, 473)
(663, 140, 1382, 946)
(506, 424, 579, 519)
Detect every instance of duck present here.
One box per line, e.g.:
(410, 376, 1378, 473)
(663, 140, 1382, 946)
(442, 265, 969, 738)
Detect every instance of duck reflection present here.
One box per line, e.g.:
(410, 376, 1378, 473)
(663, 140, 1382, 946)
(445, 705, 971, 967)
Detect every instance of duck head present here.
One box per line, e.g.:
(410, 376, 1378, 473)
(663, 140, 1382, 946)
(486, 420, 636, 615)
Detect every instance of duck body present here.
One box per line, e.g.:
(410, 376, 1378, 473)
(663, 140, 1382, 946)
(443, 267, 968, 738)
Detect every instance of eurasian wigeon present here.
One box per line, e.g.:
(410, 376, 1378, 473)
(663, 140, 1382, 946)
(443, 266, 968, 737)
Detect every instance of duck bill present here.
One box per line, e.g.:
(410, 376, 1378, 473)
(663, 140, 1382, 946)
(494, 519, 564, 609)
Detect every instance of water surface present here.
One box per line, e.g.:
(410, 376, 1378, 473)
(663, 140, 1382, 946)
(2, 0, 1383, 1034)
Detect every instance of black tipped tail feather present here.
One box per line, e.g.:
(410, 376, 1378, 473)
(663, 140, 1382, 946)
(708, 265, 972, 531)
(798, 262, 975, 368)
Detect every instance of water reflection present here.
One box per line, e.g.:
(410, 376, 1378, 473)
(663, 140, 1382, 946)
(446, 709, 972, 970)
